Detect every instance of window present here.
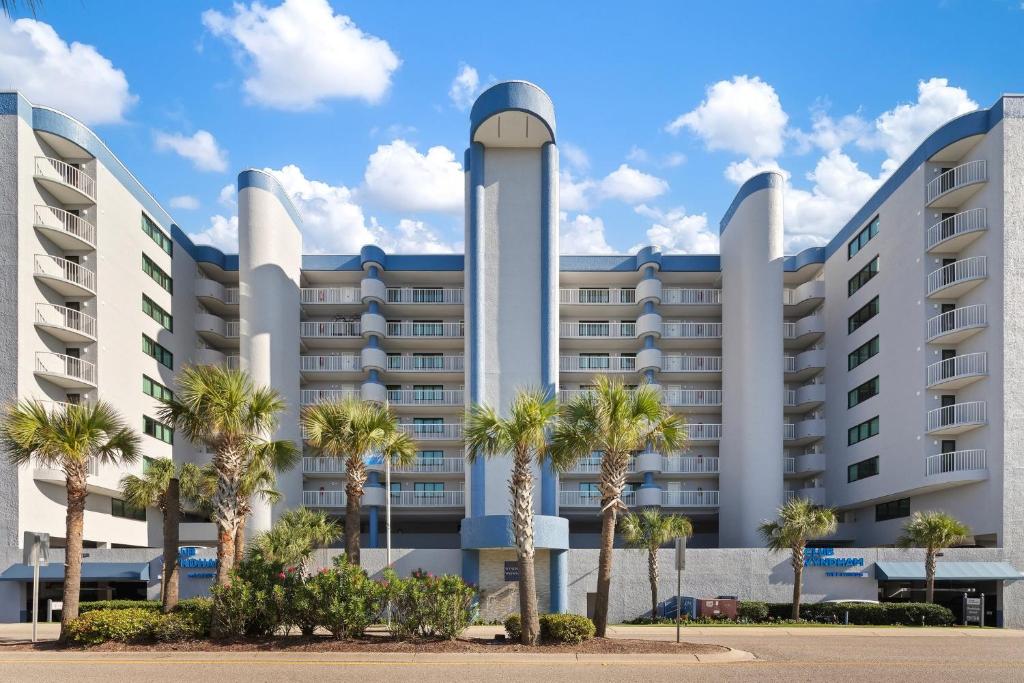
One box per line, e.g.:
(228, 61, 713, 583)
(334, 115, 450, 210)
(143, 335, 173, 369)
(875, 498, 910, 522)
(847, 376, 879, 408)
(413, 385, 443, 401)
(142, 213, 172, 255)
(143, 456, 158, 473)
(112, 498, 146, 521)
(847, 456, 879, 483)
(143, 375, 173, 402)
(142, 254, 173, 293)
(848, 416, 879, 446)
(580, 353, 610, 370)
(143, 294, 173, 331)
(413, 482, 444, 498)
(144, 415, 173, 444)
(848, 336, 879, 371)
(413, 417, 443, 435)
(848, 296, 879, 334)
(417, 450, 444, 470)
(848, 256, 879, 296)
(848, 216, 879, 259)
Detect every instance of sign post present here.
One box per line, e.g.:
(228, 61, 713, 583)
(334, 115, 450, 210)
(963, 593, 983, 626)
(674, 537, 686, 643)
(23, 532, 50, 643)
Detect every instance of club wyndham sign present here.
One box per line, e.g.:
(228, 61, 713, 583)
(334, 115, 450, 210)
(805, 548, 867, 577)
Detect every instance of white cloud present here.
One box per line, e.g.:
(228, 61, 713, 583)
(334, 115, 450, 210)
(632, 205, 717, 254)
(662, 152, 687, 168)
(559, 170, 596, 212)
(723, 157, 788, 185)
(169, 195, 200, 210)
(202, 0, 400, 109)
(599, 164, 669, 203)
(560, 213, 615, 255)
(154, 130, 229, 172)
(790, 105, 869, 154)
(448, 63, 480, 110)
(667, 75, 788, 159)
(218, 183, 236, 208)
(0, 16, 136, 124)
(362, 139, 464, 214)
(188, 214, 238, 252)
(561, 142, 590, 172)
(625, 146, 650, 164)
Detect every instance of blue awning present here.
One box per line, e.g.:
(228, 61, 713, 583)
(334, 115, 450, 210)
(0, 562, 151, 582)
(875, 561, 1024, 581)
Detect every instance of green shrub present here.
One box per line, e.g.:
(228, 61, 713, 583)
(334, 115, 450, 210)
(384, 569, 477, 640)
(539, 614, 595, 644)
(209, 576, 260, 639)
(762, 602, 954, 626)
(78, 600, 160, 614)
(503, 613, 522, 641)
(65, 608, 161, 645)
(174, 597, 213, 617)
(286, 578, 320, 636)
(737, 601, 768, 622)
(881, 603, 954, 626)
(153, 610, 210, 642)
(306, 557, 384, 639)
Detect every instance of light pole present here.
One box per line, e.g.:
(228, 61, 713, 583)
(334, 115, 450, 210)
(385, 454, 392, 568)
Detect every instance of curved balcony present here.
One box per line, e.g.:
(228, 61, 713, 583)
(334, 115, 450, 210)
(662, 490, 719, 508)
(34, 457, 122, 497)
(661, 288, 721, 306)
(661, 321, 722, 339)
(387, 389, 463, 407)
(785, 349, 826, 381)
(559, 288, 636, 305)
(360, 347, 387, 372)
(635, 279, 662, 305)
(786, 487, 826, 506)
(33, 156, 95, 204)
(926, 256, 987, 298)
(300, 389, 360, 405)
(196, 278, 239, 313)
(926, 160, 987, 207)
(662, 455, 719, 475)
(361, 382, 387, 404)
(785, 383, 826, 411)
(927, 400, 986, 435)
(33, 205, 96, 250)
(785, 452, 826, 477)
(560, 321, 636, 339)
(662, 389, 721, 409)
(34, 351, 96, 389)
(196, 312, 229, 345)
(783, 280, 825, 316)
(34, 303, 96, 342)
(33, 254, 95, 296)
(925, 449, 988, 484)
(559, 490, 635, 508)
(360, 313, 387, 337)
(385, 354, 464, 373)
(359, 278, 387, 304)
(926, 304, 987, 344)
(194, 347, 226, 366)
(784, 314, 824, 347)
(927, 352, 987, 389)
(560, 355, 637, 373)
(791, 418, 826, 444)
(386, 321, 464, 338)
(398, 423, 463, 441)
(636, 312, 662, 337)
(927, 208, 987, 253)
(636, 348, 662, 372)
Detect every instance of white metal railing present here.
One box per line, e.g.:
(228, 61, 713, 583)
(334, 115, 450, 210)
(784, 356, 797, 373)
(300, 355, 361, 372)
(34, 156, 96, 200)
(225, 321, 240, 338)
(661, 288, 721, 305)
(560, 355, 637, 372)
(559, 288, 637, 304)
(35, 303, 96, 338)
(393, 457, 465, 474)
(927, 401, 987, 432)
(662, 490, 720, 507)
(386, 354, 464, 372)
(784, 424, 797, 440)
(661, 355, 722, 373)
(300, 321, 362, 338)
(662, 322, 722, 339)
(33, 205, 96, 246)
(398, 423, 463, 440)
(558, 389, 641, 403)
(686, 424, 722, 440)
(925, 449, 987, 476)
(566, 457, 637, 475)
(34, 254, 96, 292)
(783, 322, 796, 338)
(927, 256, 987, 295)
(387, 288, 464, 304)
(224, 288, 239, 305)
(559, 490, 636, 507)
(927, 208, 987, 250)
(662, 456, 719, 474)
(303, 490, 345, 507)
(927, 160, 987, 203)
(387, 322, 464, 338)
(560, 321, 636, 338)
(226, 355, 241, 370)
(35, 352, 96, 384)
(784, 457, 796, 474)
(301, 287, 362, 305)
(927, 304, 987, 341)
(302, 457, 347, 474)
(784, 390, 796, 406)
(387, 389, 463, 406)
(390, 490, 464, 507)
(300, 389, 360, 405)
(926, 352, 987, 386)
(662, 389, 721, 407)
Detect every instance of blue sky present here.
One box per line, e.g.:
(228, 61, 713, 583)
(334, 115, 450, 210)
(3, 0, 1023, 256)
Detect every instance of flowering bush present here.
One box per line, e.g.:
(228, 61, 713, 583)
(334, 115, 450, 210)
(304, 556, 385, 639)
(384, 569, 477, 640)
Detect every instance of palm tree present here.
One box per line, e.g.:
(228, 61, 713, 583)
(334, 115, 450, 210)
(1, 1, 40, 18)
(897, 511, 970, 604)
(248, 508, 341, 568)
(120, 458, 186, 612)
(619, 508, 692, 619)
(758, 497, 838, 620)
(465, 388, 570, 645)
(301, 398, 416, 565)
(551, 376, 685, 637)
(1, 400, 140, 640)
(157, 365, 297, 588)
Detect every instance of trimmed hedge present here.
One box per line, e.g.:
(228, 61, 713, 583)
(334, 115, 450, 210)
(755, 601, 953, 626)
(737, 600, 769, 622)
(78, 600, 160, 614)
(66, 608, 162, 645)
(503, 613, 596, 644)
(504, 614, 522, 641)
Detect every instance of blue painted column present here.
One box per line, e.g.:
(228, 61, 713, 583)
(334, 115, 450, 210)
(367, 471, 382, 548)
(540, 141, 559, 516)
(549, 550, 568, 613)
(467, 142, 487, 519)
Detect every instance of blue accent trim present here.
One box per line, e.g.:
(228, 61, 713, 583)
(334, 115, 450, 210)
(367, 335, 379, 349)
(461, 549, 480, 588)
(549, 550, 568, 613)
(643, 301, 655, 314)
(0, 92, 31, 122)
(468, 143, 486, 518)
(645, 369, 655, 382)
(368, 301, 380, 314)
(719, 171, 784, 234)
(784, 247, 826, 272)
(470, 81, 556, 142)
(644, 336, 655, 350)
(368, 265, 379, 278)
(560, 254, 720, 272)
(237, 169, 304, 231)
(460, 515, 569, 550)
(302, 253, 463, 272)
(368, 369, 380, 383)
(360, 245, 386, 270)
(636, 246, 662, 270)
(368, 472, 380, 486)
(368, 507, 378, 549)
(642, 472, 657, 488)
(541, 142, 558, 516)
(643, 266, 656, 280)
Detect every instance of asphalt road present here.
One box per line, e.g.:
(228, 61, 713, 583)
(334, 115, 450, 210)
(1, 626, 1021, 682)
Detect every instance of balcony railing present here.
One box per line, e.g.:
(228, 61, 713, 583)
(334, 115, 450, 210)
(33, 205, 96, 246)
(662, 490, 719, 507)
(302, 457, 347, 474)
(390, 490, 464, 507)
(927, 401, 987, 433)
(300, 389, 360, 405)
(300, 321, 361, 338)
(35, 303, 97, 338)
(661, 355, 722, 373)
(662, 389, 722, 407)
(559, 288, 636, 304)
(662, 322, 722, 339)
(226, 355, 241, 370)
(303, 490, 346, 507)
(225, 321, 240, 338)
(301, 287, 362, 305)
(662, 456, 719, 474)
(926, 256, 987, 296)
(387, 389, 463, 406)
(34, 156, 96, 200)
(784, 457, 796, 474)
(560, 355, 637, 372)
(686, 424, 722, 440)
(398, 423, 463, 440)
(386, 355, 464, 372)
(926, 352, 987, 387)
(560, 322, 636, 338)
(566, 457, 636, 475)
(661, 288, 721, 305)
(926, 304, 987, 341)
(300, 355, 361, 372)
(387, 288, 464, 304)
(393, 457, 465, 474)
(34, 254, 96, 292)
(925, 449, 987, 476)
(387, 322, 464, 338)
(560, 490, 635, 507)
(35, 352, 96, 384)
(927, 208, 987, 250)
(784, 424, 797, 441)
(224, 288, 239, 305)
(926, 160, 987, 204)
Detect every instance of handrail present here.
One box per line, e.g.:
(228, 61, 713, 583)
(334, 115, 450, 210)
(926, 160, 987, 203)
(33, 205, 97, 246)
(35, 303, 97, 338)
(34, 156, 96, 200)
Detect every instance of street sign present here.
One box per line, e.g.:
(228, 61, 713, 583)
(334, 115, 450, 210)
(964, 593, 984, 626)
(23, 532, 49, 566)
(674, 537, 686, 570)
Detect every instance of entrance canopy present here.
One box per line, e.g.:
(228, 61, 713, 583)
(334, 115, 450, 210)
(875, 561, 1024, 581)
(0, 562, 151, 582)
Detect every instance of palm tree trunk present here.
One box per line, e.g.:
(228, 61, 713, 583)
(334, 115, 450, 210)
(345, 460, 366, 565)
(518, 553, 540, 645)
(594, 504, 616, 637)
(214, 521, 236, 586)
(648, 548, 659, 618)
(234, 520, 246, 567)
(925, 548, 937, 604)
(162, 478, 180, 613)
(59, 475, 88, 642)
(791, 544, 805, 620)
(511, 449, 539, 645)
